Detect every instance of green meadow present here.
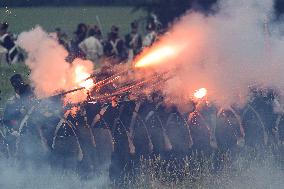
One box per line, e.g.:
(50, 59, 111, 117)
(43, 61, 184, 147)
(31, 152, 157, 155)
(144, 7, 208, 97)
(0, 6, 145, 35)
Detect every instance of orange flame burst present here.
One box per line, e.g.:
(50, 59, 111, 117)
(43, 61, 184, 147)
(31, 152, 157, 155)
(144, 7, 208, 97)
(63, 60, 94, 104)
(194, 88, 207, 99)
(135, 46, 180, 68)
(74, 65, 94, 90)
(133, 25, 202, 69)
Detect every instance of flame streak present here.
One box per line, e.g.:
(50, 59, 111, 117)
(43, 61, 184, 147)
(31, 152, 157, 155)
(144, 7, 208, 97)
(135, 46, 178, 68)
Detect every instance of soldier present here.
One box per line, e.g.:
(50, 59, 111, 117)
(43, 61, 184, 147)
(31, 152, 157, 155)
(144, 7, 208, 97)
(242, 104, 266, 148)
(79, 27, 104, 66)
(55, 27, 70, 51)
(142, 21, 157, 48)
(50, 111, 82, 172)
(63, 107, 97, 178)
(163, 104, 192, 157)
(17, 103, 53, 168)
(241, 89, 276, 148)
(125, 22, 142, 61)
(101, 97, 132, 186)
(259, 89, 279, 146)
(188, 106, 213, 155)
(277, 114, 284, 146)
(0, 117, 9, 159)
(93, 25, 103, 43)
(144, 93, 172, 157)
(0, 22, 23, 64)
(67, 23, 88, 62)
(3, 74, 33, 158)
(104, 26, 128, 64)
(129, 96, 154, 159)
(84, 101, 113, 176)
(215, 108, 244, 152)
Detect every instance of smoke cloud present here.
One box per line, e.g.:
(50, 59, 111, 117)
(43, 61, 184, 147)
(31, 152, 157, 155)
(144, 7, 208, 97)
(142, 0, 284, 108)
(17, 26, 94, 103)
(15, 0, 284, 109)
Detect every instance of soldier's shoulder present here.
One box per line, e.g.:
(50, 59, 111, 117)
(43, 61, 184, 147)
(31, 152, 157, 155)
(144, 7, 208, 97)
(6, 96, 17, 105)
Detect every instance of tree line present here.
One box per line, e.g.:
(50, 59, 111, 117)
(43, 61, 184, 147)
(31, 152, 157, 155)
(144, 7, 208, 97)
(0, 0, 218, 26)
(0, 0, 216, 7)
(2, 0, 142, 7)
(1, 0, 283, 26)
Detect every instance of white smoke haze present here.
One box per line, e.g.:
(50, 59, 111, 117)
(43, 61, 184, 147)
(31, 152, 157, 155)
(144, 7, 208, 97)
(16, 0, 284, 109)
(1, 154, 283, 189)
(141, 0, 284, 109)
(0, 161, 110, 189)
(3, 1, 284, 188)
(17, 26, 94, 103)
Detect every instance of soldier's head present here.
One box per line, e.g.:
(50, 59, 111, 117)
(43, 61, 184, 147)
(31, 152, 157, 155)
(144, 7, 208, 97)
(10, 74, 25, 94)
(88, 28, 96, 37)
(265, 88, 277, 102)
(0, 22, 9, 35)
(131, 21, 138, 33)
(146, 21, 156, 32)
(55, 27, 61, 33)
(93, 25, 102, 39)
(75, 23, 88, 35)
(110, 25, 119, 39)
(151, 91, 163, 104)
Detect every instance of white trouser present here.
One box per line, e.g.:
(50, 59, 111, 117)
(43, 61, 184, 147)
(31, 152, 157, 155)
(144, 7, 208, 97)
(0, 46, 7, 65)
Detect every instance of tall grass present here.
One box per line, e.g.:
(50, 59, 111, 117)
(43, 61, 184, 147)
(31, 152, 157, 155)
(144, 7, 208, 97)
(121, 148, 284, 189)
(1, 147, 283, 189)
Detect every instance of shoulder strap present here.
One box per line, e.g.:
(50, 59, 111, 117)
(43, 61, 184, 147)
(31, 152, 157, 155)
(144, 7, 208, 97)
(0, 34, 9, 43)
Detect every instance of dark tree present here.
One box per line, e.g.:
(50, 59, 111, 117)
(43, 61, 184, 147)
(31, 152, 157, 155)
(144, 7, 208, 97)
(135, 0, 218, 27)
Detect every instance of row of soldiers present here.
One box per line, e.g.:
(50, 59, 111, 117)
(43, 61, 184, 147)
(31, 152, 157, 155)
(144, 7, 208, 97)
(0, 22, 24, 64)
(57, 19, 159, 65)
(1, 72, 284, 184)
(0, 17, 159, 66)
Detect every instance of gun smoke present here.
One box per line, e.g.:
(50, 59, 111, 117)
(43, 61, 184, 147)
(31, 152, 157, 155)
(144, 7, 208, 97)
(17, 26, 94, 103)
(138, 0, 284, 109)
(1, 0, 284, 188)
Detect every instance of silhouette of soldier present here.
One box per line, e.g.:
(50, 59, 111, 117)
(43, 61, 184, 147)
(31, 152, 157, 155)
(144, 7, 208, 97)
(67, 23, 88, 62)
(104, 26, 128, 64)
(0, 22, 23, 64)
(125, 22, 142, 61)
(79, 27, 103, 66)
(3, 74, 36, 164)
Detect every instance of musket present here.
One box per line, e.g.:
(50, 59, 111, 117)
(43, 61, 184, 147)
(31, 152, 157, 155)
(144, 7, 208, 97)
(43, 87, 86, 101)
(15, 87, 87, 134)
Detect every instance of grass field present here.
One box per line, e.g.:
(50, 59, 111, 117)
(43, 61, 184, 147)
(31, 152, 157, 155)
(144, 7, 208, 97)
(1, 149, 283, 189)
(0, 6, 145, 36)
(0, 6, 145, 114)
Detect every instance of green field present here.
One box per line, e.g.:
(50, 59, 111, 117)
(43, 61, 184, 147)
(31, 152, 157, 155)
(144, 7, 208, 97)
(0, 6, 145, 36)
(0, 6, 145, 113)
